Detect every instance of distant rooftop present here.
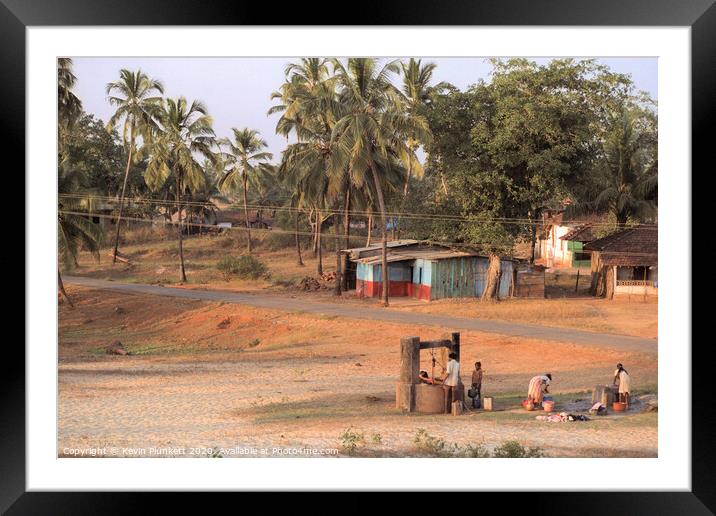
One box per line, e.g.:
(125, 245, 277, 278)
(584, 225, 658, 266)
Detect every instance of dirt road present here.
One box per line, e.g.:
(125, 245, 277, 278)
(65, 276, 656, 353)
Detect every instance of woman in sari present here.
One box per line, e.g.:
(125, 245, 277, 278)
(613, 363, 631, 404)
(527, 373, 552, 406)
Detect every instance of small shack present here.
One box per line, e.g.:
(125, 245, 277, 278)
(343, 241, 516, 301)
(584, 225, 658, 299)
(560, 224, 596, 268)
(512, 262, 546, 298)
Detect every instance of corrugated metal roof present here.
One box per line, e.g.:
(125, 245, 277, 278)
(341, 240, 419, 254)
(355, 248, 482, 265)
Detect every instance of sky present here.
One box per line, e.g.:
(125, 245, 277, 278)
(72, 57, 657, 160)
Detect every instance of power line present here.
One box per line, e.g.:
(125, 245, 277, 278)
(58, 209, 660, 257)
(58, 193, 658, 230)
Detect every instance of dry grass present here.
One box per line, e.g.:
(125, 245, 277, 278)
(71, 229, 657, 338)
(393, 296, 657, 338)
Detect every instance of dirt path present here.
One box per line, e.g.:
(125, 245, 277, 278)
(65, 276, 656, 354)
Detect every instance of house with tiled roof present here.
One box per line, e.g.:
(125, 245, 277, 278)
(584, 225, 658, 299)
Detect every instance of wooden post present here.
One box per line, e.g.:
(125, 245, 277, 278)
(397, 336, 420, 411)
(575, 269, 580, 293)
(451, 332, 460, 363)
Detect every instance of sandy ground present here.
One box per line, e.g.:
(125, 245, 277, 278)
(58, 285, 657, 458)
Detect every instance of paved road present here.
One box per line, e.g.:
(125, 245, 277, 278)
(65, 276, 657, 354)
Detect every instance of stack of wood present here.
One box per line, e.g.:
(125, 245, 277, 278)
(297, 276, 322, 291)
(320, 271, 337, 282)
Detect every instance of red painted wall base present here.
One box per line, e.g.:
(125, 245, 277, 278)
(357, 280, 431, 301)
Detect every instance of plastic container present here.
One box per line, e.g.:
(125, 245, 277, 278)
(613, 401, 628, 412)
(542, 400, 555, 412)
(522, 399, 535, 411)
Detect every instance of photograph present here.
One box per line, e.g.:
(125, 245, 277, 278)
(57, 55, 659, 460)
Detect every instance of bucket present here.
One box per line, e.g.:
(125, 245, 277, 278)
(542, 400, 555, 412)
(522, 399, 535, 411)
(613, 401, 627, 412)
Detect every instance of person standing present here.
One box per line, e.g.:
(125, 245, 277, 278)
(527, 373, 552, 406)
(470, 361, 483, 409)
(613, 363, 631, 405)
(442, 352, 460, 414)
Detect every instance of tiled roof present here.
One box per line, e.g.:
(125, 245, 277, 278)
(584, 225, 658, 265)
(561, 224, 596, 243)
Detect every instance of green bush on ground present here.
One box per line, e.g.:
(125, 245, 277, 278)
(216, 255, 268, 281)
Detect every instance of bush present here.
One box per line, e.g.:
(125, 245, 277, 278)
(339, 428, 365, 456)
(216, 255, 268, 281)
(492, 440, 544, 458)
(120, 225, 173, 246)
(263, 231, 303, 251)
(461, 443, 491, 458)
(412, 429, 459, 457)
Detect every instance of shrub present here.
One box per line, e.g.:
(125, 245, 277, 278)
(339, 428, 365, 456)
(371, 433, 383, 444)
(216, 255, 268, 281)
(263, 231, 307, 251)
(412, 429, 458, 457)
(120, 225, 173, 246)
(492, 440, 544, 458)
(461, 443, 491, 458)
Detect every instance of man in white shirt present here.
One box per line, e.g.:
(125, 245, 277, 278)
(442, 352, 460, 414)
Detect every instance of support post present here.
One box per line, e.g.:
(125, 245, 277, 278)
(451, 332, 460, 362)
(396, 336, 420, 411)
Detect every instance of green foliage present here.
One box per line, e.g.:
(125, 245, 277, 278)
(58, 166, 104, 270)
(216, 255, 268, 281)
(492, 440, 544, 458)
(461, 443, 492, 458)
(370, 433, 383, 444)
(412, 430, 544, 458)
(263, 231, 307, 251)
(412, 428, 459, 457)
(338, 427, 365, 456)
(60, 113, 130, 196)
(422, 58, 654, 252)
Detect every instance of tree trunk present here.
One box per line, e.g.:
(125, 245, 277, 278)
(295, 210, 304, 266)
(529, 218, 538, 265)
(342, 184, 351, 291)
(395, 161, 412, 240)
(440, 171, 449, 196)
(334, 215, 342, 296)
(369, 160, 389, 307)
(242, 175, 252, 254)
(112, 144, 133, 264)
(312, 210, 319, 256)
(317, 223, 323, 276)
(482, 254, 502, 300)
(58, 269, 73, 307)
(366, 214, 373, 246)
(176, 179, 187, 283)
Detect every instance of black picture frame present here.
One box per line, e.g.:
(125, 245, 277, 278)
(3, 0, 711, 512)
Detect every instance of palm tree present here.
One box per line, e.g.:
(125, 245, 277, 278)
(331, 58, 430, 306)
(106, 69, 164, 263)
(279, 141, 332, 276)
(58, 165, 103, 306)
(218, 128, 273, 253)
(144, 97, 216, 282)
(58, 58, 83, 146)
(591, 107, 658, 227)
(394, 59, 443, 238)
